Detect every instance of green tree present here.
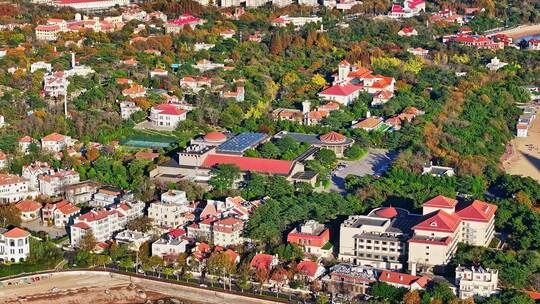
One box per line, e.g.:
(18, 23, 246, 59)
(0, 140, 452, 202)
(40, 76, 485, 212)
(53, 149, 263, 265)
(209, 164, 241, 192)
(315, 149, 337, 168)
(126, 216, 153, 233)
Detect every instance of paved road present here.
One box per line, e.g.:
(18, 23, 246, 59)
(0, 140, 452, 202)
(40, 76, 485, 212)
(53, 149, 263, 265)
(328, 148, 399, 193)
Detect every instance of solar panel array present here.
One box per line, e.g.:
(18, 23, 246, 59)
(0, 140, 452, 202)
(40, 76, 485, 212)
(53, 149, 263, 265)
(216, 132, 269, 154)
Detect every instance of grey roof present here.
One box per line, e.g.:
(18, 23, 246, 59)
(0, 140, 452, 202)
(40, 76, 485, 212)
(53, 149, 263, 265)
(291, 171, 319, 180)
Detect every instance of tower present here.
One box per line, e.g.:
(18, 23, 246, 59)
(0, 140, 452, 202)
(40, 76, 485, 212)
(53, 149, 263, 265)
(71, 53, 76, 69)
(302, 101, 311, 114)
(338, 60, 350, 83)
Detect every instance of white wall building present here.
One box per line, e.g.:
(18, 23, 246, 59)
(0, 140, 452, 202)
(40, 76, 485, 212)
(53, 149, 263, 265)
(148, 190, 190, 229)
(149, 104, 187, 131)
(455, 266, 499, 299)
(152, 229, 189, 258)
(0, 227, 31, 263)
(38, 169, 80, 197)
(41, 133, 72, 153)
(0, 174, 37, 204)
(70, 201, 144, 246)
(22, 161, 52, 190)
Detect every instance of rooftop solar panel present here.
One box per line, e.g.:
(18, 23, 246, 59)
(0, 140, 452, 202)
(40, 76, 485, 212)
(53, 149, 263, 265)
(216, 132, 269, 154)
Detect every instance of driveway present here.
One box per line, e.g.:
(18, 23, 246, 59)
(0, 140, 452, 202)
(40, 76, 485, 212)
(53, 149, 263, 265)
(22, 219, 68, 239)
(328, 148, 398, 193)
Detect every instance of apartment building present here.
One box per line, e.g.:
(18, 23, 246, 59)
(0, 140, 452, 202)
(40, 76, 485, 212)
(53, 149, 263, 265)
(22, 161, 52, 190)
(0, 227, 31, 263)
(70, 201, 144, 246)
(165, 14, 203, 34)
(455, 266, 499, 299)
(339, 207, 420, 270)
(38, 169, 80, 197)
(408, 196, 497, 271)
(287, 220, 332, 257)
(212, 217, 244, 247)
(0, 174, 37, 203)
(148, 190, 190, 229)
(339, 196, 497, 272)
(42, 199, 81, 227)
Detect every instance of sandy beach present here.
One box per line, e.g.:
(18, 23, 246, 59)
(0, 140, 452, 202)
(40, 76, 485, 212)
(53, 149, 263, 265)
(488, 24, 540, 39)
(502, 107, 540, 182)
(0, 271, 282, 304)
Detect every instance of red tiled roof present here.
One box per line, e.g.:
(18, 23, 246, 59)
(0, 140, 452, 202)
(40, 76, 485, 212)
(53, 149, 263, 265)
(79, 210, 111, 222)
(456, 200, 497, 222)
(202, 155, 295, 175)
(153, 104, 187, 116)
(15, 199, 42, 213)
(320, 131, 346, 143)
(413, 210, 461, 232)
(204, 131, 227, 142)
(168, 228, 186, 238)
(42, 132, 66, 142)
(339, 60, 350, 66)
(251, 254, 274, 270)
(375, 207, 398, 218)
(18, 136, 33, 143)
(3, 227, 30, 238)
(72, 222, 91, 230)
(297, 260, 319, 277)
(379, 270, 429, 287)
(167, 14, 201, 26)
(423, 195, 457, 208)
(319, 84, 361, 96)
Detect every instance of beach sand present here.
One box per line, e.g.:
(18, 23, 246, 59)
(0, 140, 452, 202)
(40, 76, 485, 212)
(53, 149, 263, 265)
(0, 273, 196, 304)
(502, 106, 540, 181)
(490, 24, 540, 39)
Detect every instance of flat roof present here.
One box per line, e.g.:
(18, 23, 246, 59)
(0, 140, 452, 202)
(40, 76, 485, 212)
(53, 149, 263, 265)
(216, 132, 269, 154)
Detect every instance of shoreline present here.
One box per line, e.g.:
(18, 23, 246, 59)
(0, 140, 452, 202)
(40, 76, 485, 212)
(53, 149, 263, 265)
(487, 24, 540, 40)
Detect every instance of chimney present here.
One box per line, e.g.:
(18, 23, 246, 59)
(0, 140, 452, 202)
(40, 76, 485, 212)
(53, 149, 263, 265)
(411, 262, 417, 276)
(366, 110, 371, 118)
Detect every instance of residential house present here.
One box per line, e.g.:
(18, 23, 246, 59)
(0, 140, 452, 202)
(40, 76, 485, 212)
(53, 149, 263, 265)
(41, 133, 72, 153)
(152, 229, 189, 258)
(15, 199, 42, 222)
(388, 0, 426, 18)
(351, 116, 385, 132)
(149, 104, 188, 130)
(0, 227, 31, 263)
(120, 101, 142, 120)
(115, 229, 152, 250)
(22, 161, 52, 190)
(0, 151, 5, 169)
(165, 13, 203, 34)
(42, 199, 81, 227)
(18, 136, 36, 155)
(296, 260, 326, 281)
(64, 180, 100, 204)
(251, 253, 278, 271)
(398, 27, 417, 36)
(180, 76, 211, 93)
(287, 220, 332, 257)
(122, 84, 146, 98)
